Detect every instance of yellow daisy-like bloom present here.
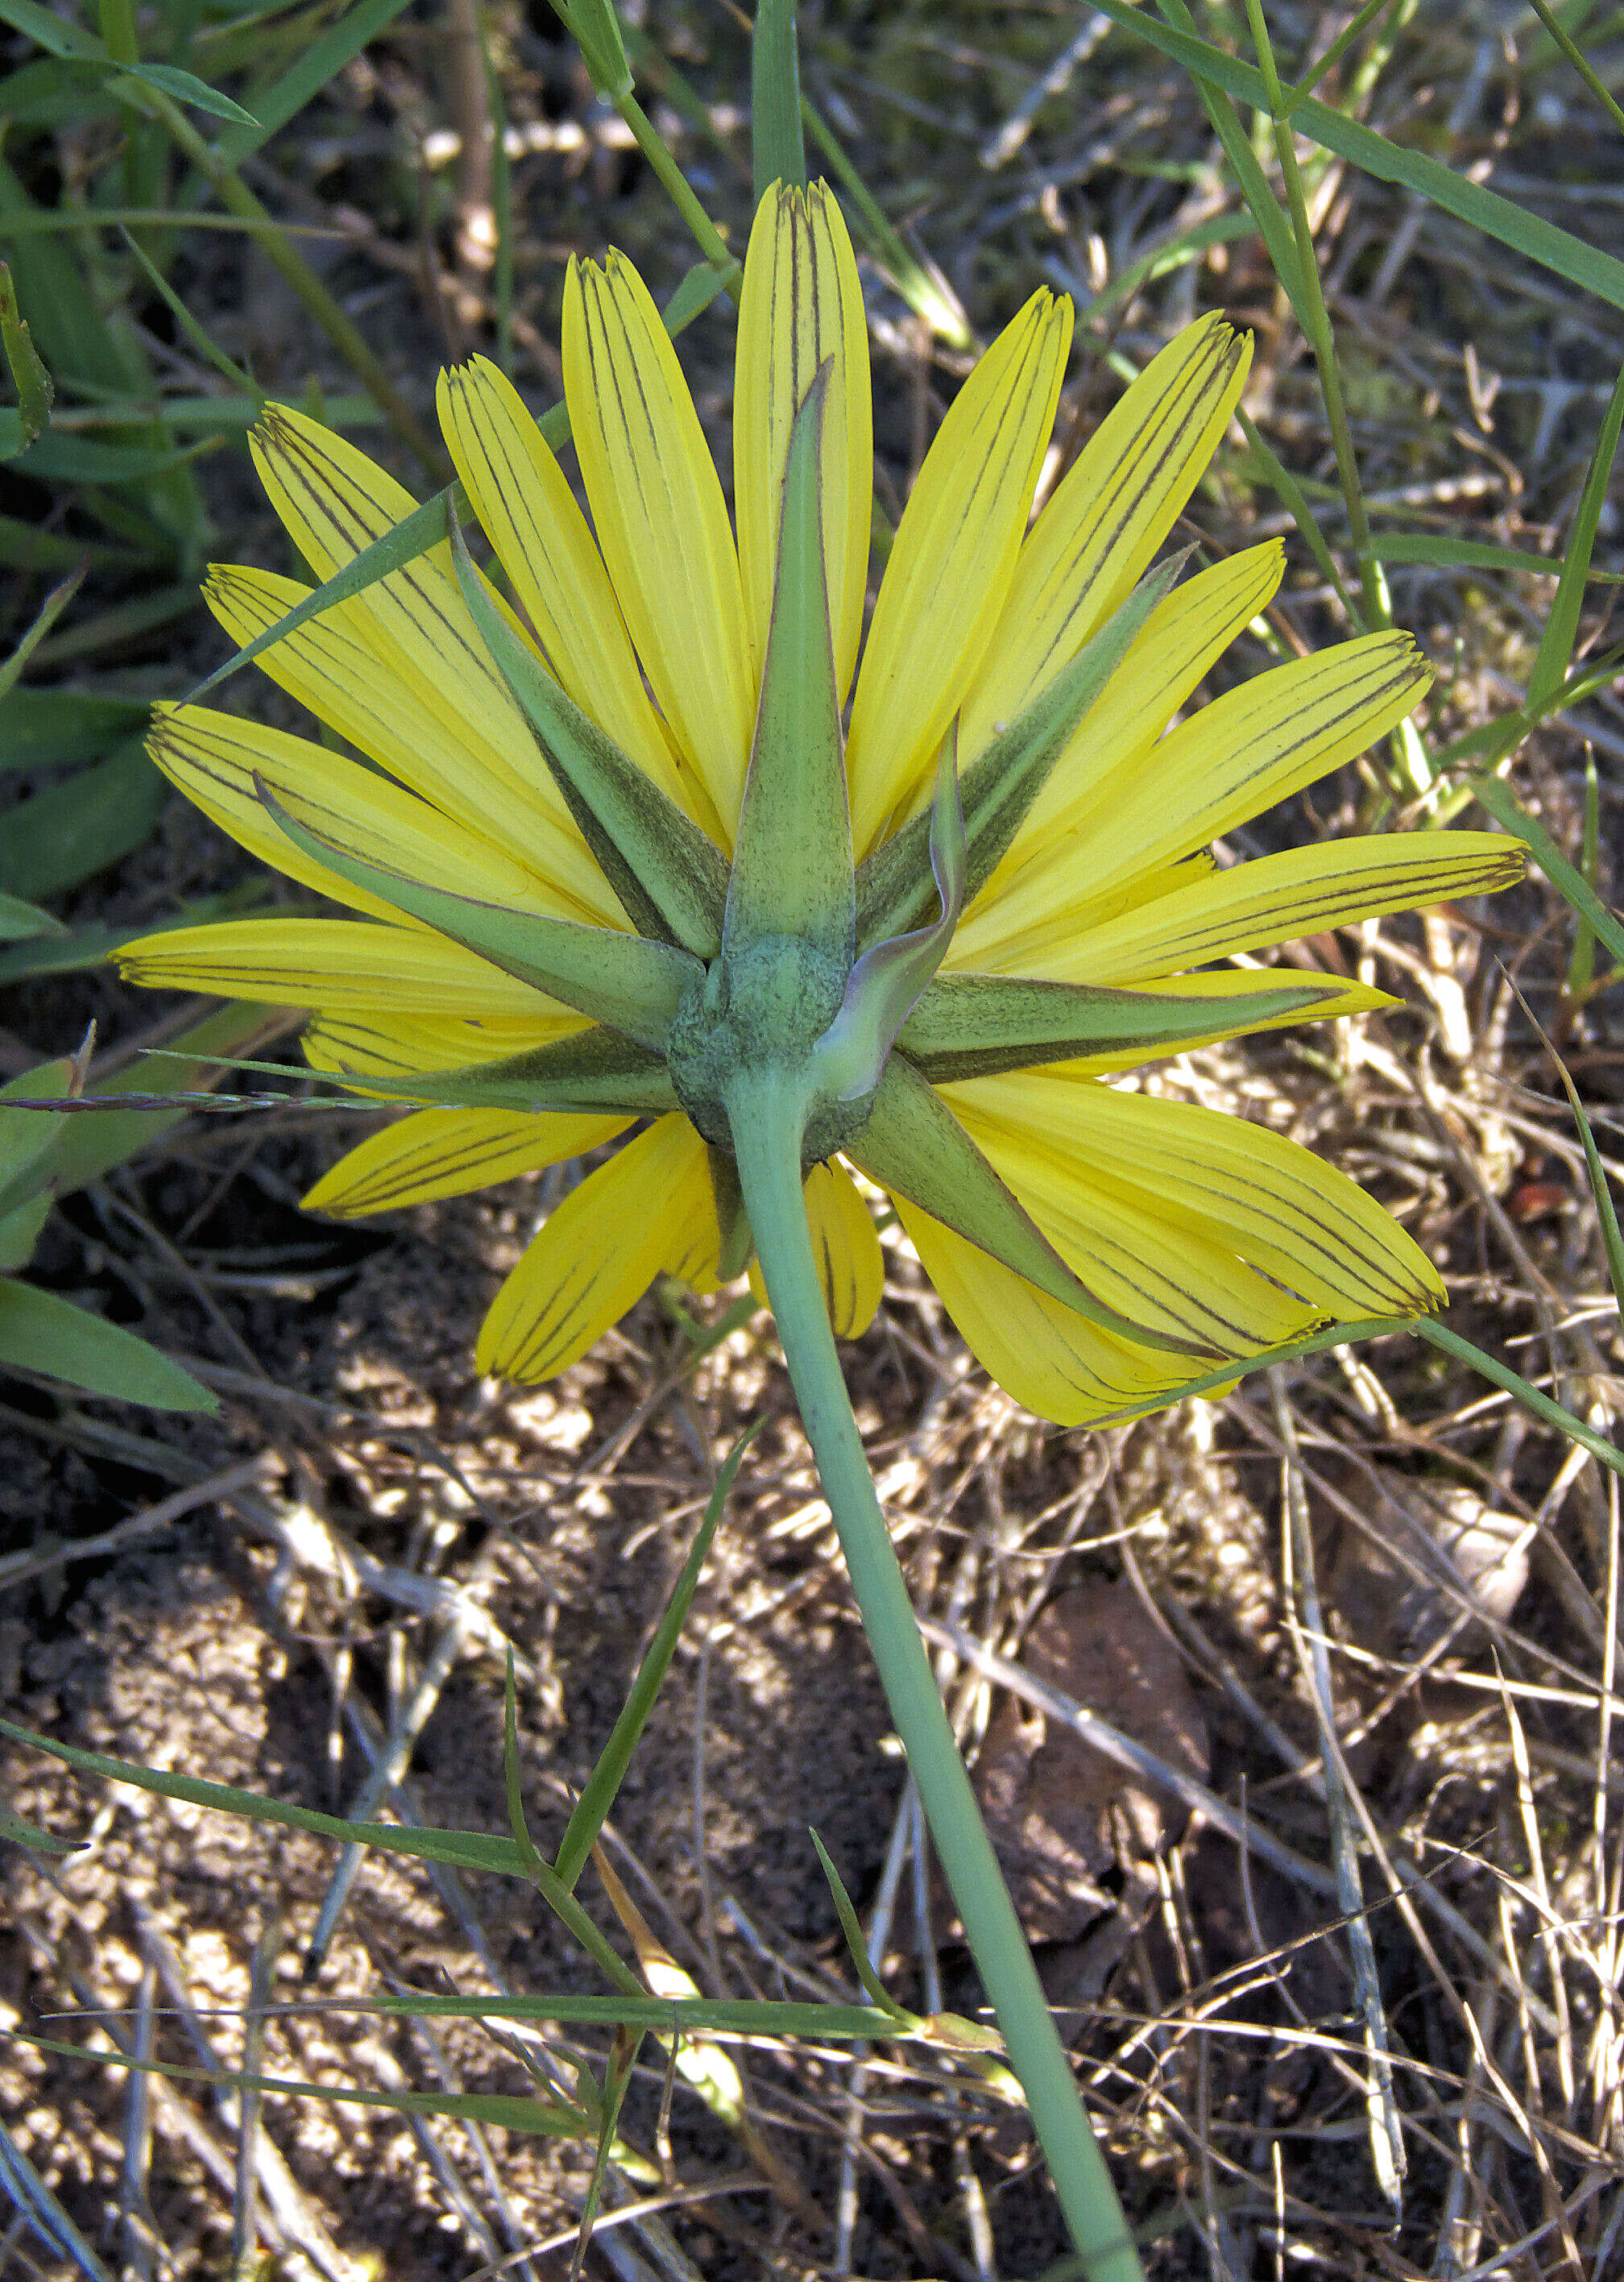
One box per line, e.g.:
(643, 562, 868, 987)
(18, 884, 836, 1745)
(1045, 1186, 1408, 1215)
(121, 184, 1520, 1424)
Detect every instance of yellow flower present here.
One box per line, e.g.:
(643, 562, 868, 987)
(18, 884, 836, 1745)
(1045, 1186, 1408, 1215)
(121, 183, 1521, 1423)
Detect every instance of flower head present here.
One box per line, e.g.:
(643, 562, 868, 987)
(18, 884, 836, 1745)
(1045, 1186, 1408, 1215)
(122, 183, 1522, 1424)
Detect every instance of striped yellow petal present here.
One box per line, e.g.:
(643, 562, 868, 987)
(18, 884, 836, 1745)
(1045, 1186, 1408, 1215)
(437, 357, 694, 819)
(949, 543, 1286, 963)
(1041, 831, 1523, 985)
(205, 565, 615, 923)
(1063, 633, 1432, 903)
(476, 1114, 711, 1380)
(734, 180, 872, 702)
(959, 1071, 1444, 1320)
(304, 1106, 629, 1216)
(117, 918, 566, 1019)
(953, 1091, 1313, 1355)
(148, 702, 560, 920)
(565, 251, 755, 833)
(250, 407, 574, 860)
(847, 289, 1072, 854)
(749, 1158, 885, 1338)
(304, 1008, 580, 1081)
(891, 1196, 1186, 1425)
(958, 313, 1251, 767)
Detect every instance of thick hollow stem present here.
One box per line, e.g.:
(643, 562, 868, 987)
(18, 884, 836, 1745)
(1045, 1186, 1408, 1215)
(727, 1064, 1145, 2282)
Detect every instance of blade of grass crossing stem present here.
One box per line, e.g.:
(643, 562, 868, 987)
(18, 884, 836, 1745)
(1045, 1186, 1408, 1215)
(752, 0, 806, 200)
(1529, 359, 1624, 712)
(810, 1829, 911, 2018)
(1469, 766, 1624, 971)
(553, 1424, 759, 1892)
(1415, 1318, 1624, 1480)
(1234, 403, 1356, 619)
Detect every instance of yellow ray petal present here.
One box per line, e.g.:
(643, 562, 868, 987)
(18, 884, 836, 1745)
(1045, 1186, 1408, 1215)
(149, 702, 564, 921)
(117, 918, 566, 1019)
(304, 1008, 581, 1081)
(950, 545, 1285, 963)
(734, 181, 872, 702)
(957, 1072, 1444, 1321)
(205, 564, 616, 923)
(437, 357, 696, 819)
(476, 1114, 711, 1380)
(1036, 831, 1523, 985)
(847, 289, 1072, 854)
(305, 1106, 629, 1216)
(1064, 633, 1432, 902)
(952, 1093, 1314, 1355)
(249, 406, 576, 860)
(959, 313, 1251, 767)
(892, 1196, 1186, 1426)
(748, 1158, 885, 1338)
(565, 251, 755, 833)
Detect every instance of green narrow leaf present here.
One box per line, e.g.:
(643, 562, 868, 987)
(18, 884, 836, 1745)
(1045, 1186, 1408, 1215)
(109, 59, 261, 125)
(553, 1423, 760, 1892)
(0, 890, 63, 941)
(212, 0, 419, 166)
(52, 1003, 286, 1194)
(0, 564, 85, 701)
(726, 366, 852, 964)
(0, 740, 168, 899)
(1568, 751, 1601, 1002)
(899, 972, 1354, 1083)
(809, 1828, 910, 2018)
(0, 1712, 536, 1877)
(1416, 1317, 1624, 1481)
(847, 1055, 1217, 1357)
(1469, 769, 1624, 970)
(1528, 358, 1624, 712)
(550, 0, 632, 100)
(1234, 405, 1356, 619)
(0, 1798, 80, 1854)
(0, 259, 52, 447)
(0, 1276, 218, 1411)
(256, 780, 703, 1048)
(752, 0, 807, 200)
(856, 551, 1187, 948)
(1118, 0, 1624, 314)
(447, 512, 727, 958)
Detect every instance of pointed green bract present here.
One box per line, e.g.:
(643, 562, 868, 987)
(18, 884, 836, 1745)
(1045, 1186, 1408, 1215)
(447, 512, 727, 957)
(707, 1147, 754, 1280)
(316, 1027, 680, 1116)
(257, 784, 701, 1049)
(847, 1055, 1217, 1357)
(815, 740, 965, 1104)
(751, 0, 807, 201)
(725, 367, 854, 967)
(855, 553, 1187, 949)
(901, 972, 1350, 1082)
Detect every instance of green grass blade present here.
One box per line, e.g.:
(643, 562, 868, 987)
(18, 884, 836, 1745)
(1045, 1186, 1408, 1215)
(0, 1712, 535, 1876)
(553, 1423, 759, 1892)
(810, 1828, 910, 2018)
(1099, 1, 1624, 314)
(1416, 1317, 1624, 1479)
(1528, 359, 1624, 711)
(0, 259, 52, 446)
(212, 0, 416, 164)
(0, 563, 84, 699)
(1469, 766, 1624, 969)
(752, 0, 806, 200)
(0, 1277, 217, 1411)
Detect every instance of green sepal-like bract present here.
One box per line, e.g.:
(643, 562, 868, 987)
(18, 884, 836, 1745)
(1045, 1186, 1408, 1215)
(855, 552, 1188, 950)
(847, 1054, 1218, 1359)
(447, 512, 728, 958)
(313, 1024, 680, 1116)
(900, 973, 1353, 1083)
(814, 739, 965, 1105)
(725, 365, 854, 970)
(707, 1146, 754, 1280)
(256, 782, 700, 1051)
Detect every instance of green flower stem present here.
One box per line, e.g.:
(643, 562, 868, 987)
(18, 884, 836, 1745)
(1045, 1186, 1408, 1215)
(727, 1064, 1144, 2282)
(613, 89, 741, 300)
